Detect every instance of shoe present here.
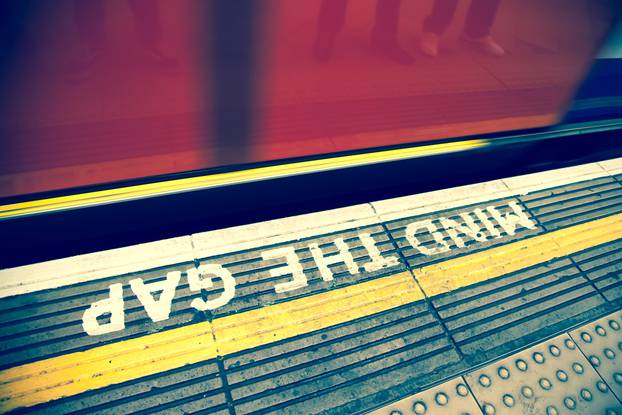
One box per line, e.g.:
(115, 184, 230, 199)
(419, 32, 439, 57)
(371, 36, 415, 65)
(462, 35, 505, 57)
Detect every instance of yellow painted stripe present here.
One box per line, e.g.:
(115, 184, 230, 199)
(417, 234, 559, 297)
(417, 213, 622, 297)
(1, 213, 621, 411)
(0, 322, 217, 412)
(0, 139, 485, 219)
(213, 270, 423, 355)
(552, 214, 622, 256)
(0, 272, 422, 412)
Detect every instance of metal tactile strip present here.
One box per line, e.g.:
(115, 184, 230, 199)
(368, 377, 482, 415)
(519, 176, 622, 231)
(384, 199, 542, 269)
(465, 333, 621, 415)
(571, 311, 622, 401)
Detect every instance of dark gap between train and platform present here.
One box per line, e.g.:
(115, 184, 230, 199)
(2, 123, 622, 269)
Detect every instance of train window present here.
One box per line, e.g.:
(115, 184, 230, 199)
(0, 0, 619, 198)
(564, 17, 622, 123)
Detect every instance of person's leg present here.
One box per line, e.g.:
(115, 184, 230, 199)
(463, 0, 500, 38)
(371, 0, 414, 64)
(128, 1, 161, 47)
(128, 0, 177, 65)
(74, 0, 106, 53)
(318, 0, 348, 35)
(372, 0, 400, 42)
(462, 0, 504, 56)
(423, 0, 459, 36)
(420, 0, 458, 57)
(314, 0, 348, 61)
(69, 0, 106, 80)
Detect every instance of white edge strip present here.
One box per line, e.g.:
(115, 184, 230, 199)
(191, 204, 377, 258)
(372, 162, 609, 221)
(502, 162, 608, 194)
(372, 179, 512, 222)
(1, 158, 619, 298)
(0, 236, 194, 299)
(598, 157, 622, 175)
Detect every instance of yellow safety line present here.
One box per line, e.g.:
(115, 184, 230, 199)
(0, 321, 217, 412)
(417, 213, 622, 296)
(0, 272, 421, 412)
(0, 139, 486, 219)
(1, 213, 621, 411)
(213, 271, 422, 355)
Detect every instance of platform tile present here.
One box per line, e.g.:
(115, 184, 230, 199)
(571, 311, 622, 401)
(465, 333, 621, 415)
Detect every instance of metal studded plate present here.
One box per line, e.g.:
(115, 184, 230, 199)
(368, 377, 482, 415)
(465, 333, 622, 415)
(571, 311, 622, 401)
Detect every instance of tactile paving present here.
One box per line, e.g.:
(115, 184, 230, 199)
(571, 239, 622, 303)
(368, 377, 482, 415)
(465, 334, 622, 415)
(571, 311, 622, 401)
(427, 257, 606, 364)
(4, 167, 622, 415)
(223, 300, 464, 415)
(383, 199, 542, 269)
(519, 176, 622, 231)
(0, 260, 204, 369)
(194, 225, 402, 318)
(12, 359, 229, 415)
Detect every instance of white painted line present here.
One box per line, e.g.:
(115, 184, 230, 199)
(502, 162, 609, 195)
(373, 162, 611, 222)
(598, 157, 622, 175)
(0, 237, 193, 299)
(2, 158, 620, 298)
(191, 204, 377, 258)
(371, 180, 511, 222)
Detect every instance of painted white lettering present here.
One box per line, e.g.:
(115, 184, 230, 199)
(187, 264, 236, 311)
(440, 212, 487, 248)
(82, 283, 125, 336)
(405, 219, 450, 255)
(262, 247, 307, 293)
(474, 207, 501, 237)
(129, 271, 181, 322)
(359, 233, 399, 272)
(309, 238, 359, 281)
(486, 201, 536, 236)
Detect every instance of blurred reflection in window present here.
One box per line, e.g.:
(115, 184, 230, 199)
(314, 0, 414, 64)
(0, 0, 619, 198)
